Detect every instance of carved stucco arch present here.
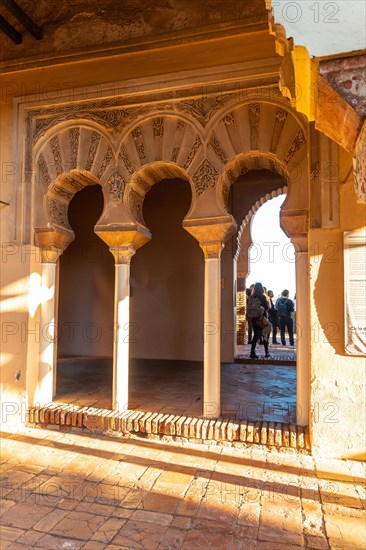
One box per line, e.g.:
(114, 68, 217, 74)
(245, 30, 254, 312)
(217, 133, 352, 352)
(33, 120, 117, 251)
(122, 161, 194, 228)
(116, 113, 205, 178)
(217, 152, 290, 214)
(206, 94, 308, 137)
(115, 112, 230, 227)
(205, 98, 309, 246)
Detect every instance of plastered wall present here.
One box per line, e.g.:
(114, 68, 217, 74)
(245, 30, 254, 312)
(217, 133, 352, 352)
(129, 179, 205, 362)
(310, 178, 366, 460)
(57, 185, 115, 358)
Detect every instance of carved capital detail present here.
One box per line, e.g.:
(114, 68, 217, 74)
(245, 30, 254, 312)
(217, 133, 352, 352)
(280, 209, 309, 252)
(95, 227, 151, 257)
(110, 246, 136, 265)
(200, 242, 224, 259)
(40, 247, 64, 263)
(35, 228, 74, 262)
(183, 215, 237, 250)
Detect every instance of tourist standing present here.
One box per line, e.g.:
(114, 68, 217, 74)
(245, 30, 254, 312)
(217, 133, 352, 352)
(275, 290, 295, 346)
(267, 290, 278, 344)
(247, 282, 270, 358)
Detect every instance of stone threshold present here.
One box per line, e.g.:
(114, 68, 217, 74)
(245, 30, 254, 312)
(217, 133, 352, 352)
(26, 405, 310, 452)
(235, 355, 296, 366)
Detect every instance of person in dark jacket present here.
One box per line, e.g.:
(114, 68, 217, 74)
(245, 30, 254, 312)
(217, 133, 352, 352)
(275, 289, 295, 346)
(245, 286, 254, 344)
(248, 282, 269, 358)
(267, 290, 279, 344)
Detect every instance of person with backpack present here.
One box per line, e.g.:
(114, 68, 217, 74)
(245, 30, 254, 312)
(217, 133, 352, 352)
(275, 290, 295, 346)
(247, 282, 270, 359)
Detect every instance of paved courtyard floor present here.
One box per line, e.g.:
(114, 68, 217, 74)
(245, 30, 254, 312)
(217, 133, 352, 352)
(55, 358, 296, 423)
(1, 426, 365, 549)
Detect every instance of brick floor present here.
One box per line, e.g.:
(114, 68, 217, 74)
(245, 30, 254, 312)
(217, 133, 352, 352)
(55, 357, 296, 423)
(0, 426, 365, 549)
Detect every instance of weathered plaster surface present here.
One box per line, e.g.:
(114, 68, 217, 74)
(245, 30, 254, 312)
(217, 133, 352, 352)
(310, 178, 366, 460)
(0, 0, 267, 62)
(320, 56, 366, 118)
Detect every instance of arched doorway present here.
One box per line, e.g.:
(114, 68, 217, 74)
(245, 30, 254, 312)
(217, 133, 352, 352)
(128, 178, 204, 413)
(56, 185, 114, 406)
(217, 169, 297, 423)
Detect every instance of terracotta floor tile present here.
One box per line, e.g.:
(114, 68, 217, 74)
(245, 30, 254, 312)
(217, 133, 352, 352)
(131, 509, 173, 526)
(13, 529, 44, 547)
(1, 502, 51, 529)
(81, 541, 106, 549)
(52, 511, 106, 540)
(36, 533, 85, 549)
(157, 527, 187, 549)
(324, 513, 366, 547)
(0, 525, 24, 542)
(91, 518, 126, 543)
(181, 529, 235, 549)
(55, 358, 296, 422)
(1, 426, 365, 550)
(141, 491, 181, 514)
(112, 519, 167, 549)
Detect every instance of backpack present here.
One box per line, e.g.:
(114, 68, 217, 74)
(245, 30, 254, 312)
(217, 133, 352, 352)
(247, 295, 264, 318)
(276, 298, 289, 317)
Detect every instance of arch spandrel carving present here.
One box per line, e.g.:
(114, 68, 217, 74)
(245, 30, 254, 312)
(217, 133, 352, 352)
(33, 121, 123, 246)
(29, 90, 311, 251)
(120, 161, 194, 229)
(116, 114, 205, 183)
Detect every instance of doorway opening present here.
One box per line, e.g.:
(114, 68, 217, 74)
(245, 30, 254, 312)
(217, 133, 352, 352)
(56, 184, 114, 407)
(225, 170, 297, 423)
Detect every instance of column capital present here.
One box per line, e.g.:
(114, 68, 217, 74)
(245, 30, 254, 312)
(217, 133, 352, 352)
(280, 209, 309, 253)
(200, 242, 224, 259)
(40, 247, 64, 263)
(35, 227, 73, 263)
(110, 246, 136, 265)
(183, 215, 237, 252)
(95, 226, 151, 253)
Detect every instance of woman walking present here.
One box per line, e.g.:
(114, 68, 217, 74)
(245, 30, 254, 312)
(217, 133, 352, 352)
(247, 282, 270, 359)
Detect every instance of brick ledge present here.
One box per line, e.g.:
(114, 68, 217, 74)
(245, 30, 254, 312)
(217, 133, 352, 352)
(26, 405, 310, 452)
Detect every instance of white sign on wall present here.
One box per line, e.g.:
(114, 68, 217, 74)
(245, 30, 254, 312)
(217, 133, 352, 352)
(344, 228, 366, 356)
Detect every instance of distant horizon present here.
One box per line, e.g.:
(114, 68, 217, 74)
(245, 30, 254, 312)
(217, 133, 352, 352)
(245, 195, 296, 300)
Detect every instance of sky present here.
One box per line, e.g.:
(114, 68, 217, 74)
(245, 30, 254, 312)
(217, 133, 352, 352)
(245, 195, 296, 299)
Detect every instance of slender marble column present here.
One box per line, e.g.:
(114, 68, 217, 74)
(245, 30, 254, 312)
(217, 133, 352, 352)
(37, 248, 62, 405)
(201, 243, 223, 419)
(110, 247, 135, 411)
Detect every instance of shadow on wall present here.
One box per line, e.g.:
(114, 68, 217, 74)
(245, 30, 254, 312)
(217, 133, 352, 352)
(313, 230, 349, 357)
(57, 184, 114, 359)
(129, 178, 204, 362)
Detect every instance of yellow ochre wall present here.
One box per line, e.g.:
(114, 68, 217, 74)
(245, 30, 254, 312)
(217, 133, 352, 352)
(309, 178, 366, 460)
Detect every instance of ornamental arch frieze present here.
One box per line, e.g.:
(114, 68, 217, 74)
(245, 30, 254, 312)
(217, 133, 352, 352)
(33, 120, 118, 251)
(30, 97, 309, 254)
(205, 99, 309, 248)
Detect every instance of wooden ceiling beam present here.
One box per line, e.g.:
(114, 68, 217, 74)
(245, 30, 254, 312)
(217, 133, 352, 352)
(0, 0, 42, 40)
(0, 14, 21, 43)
